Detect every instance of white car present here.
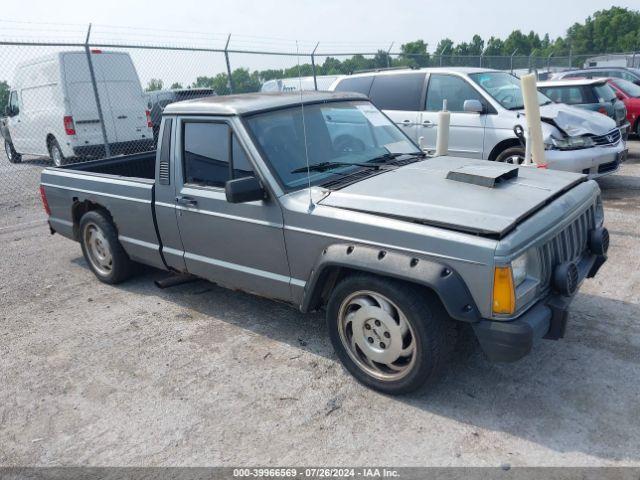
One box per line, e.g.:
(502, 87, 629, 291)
(330, 68, 627, 178)
(2, 50, 153, 166)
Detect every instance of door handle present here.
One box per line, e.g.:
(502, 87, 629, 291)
(401, 120, 413, 127)
(176, 196, 198, 207)
(117, 115, 128, 119)
(421, 120, 435, 127)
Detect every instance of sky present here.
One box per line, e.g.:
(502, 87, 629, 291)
(0, 0, 637, 87)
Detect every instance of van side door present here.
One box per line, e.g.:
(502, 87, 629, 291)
(172, 116, 292, 301)
(367, 72, 426, 144)
(419, 74, 487, 158)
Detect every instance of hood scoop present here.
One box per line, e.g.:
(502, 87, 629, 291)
(446, 164, 518, 188)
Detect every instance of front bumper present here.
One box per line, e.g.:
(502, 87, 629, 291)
(544, 141, 625, 179)
(472, 251, 607, 363)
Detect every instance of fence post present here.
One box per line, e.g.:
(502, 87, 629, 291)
(386, 42, 394, 69)
(84, 23, 111, 158)
(440, 45, 449, 67)
(510, 49, 518, 73)
(224, 34, 234, 94)
(547, 52, 553, 72)
(311, 42, 319, 91)
(569, 47, 573, 68)
(529, 49, 537, 73)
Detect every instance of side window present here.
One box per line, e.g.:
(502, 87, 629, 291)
(426, 74, 484, 112)
(333, 76, 374, 96)
(183, 122, 230, 187)
(368, 73, 425, 111)
(231, 135, 255, 180)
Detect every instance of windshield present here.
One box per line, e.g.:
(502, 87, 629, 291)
(612, 78, 640, 98)
(244, 101, 419, 190)
(469, 71, 551, 110)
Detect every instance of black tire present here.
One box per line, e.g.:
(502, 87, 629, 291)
(635, 120, 640, 139)
(47, 137, 65, 167)
(79, 210, 135, 284)
(326, 274, 456, 395)
(495, 146, 525, 164)
(4, 139, 22, 164)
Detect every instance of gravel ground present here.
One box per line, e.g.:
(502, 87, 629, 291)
(0, 142, 639, 467)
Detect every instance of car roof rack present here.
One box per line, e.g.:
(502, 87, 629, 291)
(350, 65, 417, 75)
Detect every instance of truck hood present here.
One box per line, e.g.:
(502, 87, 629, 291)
(318, 156, 586, 237)
(536, 103, 617, 136)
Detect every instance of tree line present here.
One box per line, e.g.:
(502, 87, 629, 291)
(144, 6, 640, 95)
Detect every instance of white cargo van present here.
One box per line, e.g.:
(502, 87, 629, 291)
(2, 50, 153, 166)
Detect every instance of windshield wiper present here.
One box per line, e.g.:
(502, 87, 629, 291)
(290, 161, 385, 174)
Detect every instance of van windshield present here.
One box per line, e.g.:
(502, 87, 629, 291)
(244, 101, 420, 191)
(469, 72, 551, 110)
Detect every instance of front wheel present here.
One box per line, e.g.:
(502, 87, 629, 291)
(326, 274, 456, 395)
(4, 139, 22, 164)
(495, 146, 525, 165)
(79, 210, 136, 284)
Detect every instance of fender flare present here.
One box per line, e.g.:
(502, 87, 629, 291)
(301, 243, 481, 323)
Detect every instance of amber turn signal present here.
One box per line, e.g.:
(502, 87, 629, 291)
(493, 266, 516, 315)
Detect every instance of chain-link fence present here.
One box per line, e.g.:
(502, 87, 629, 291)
(1, 22, 638, 216)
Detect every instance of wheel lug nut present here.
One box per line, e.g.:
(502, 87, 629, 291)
(374, 320, 381, 327)
(367, 337, 374, 344)
(365, 324, 372, 330)
(384, 332, 390, 338)
(380, 342, 386, 349)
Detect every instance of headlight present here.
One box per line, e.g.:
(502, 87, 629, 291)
(546, 135, 595, 150)
(511, 249, 540, 287)
(594, 195, 604, 226)
(493, 249, 540, 315)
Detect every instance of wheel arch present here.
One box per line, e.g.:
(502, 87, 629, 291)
(71, 199, 113, 241)
(488, 138, 523, 161)
(301, 243, 481, 323)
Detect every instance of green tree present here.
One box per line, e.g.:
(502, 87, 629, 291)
(399, 40, 430, 67)
(146, 78, 164, 91)
(170, 82, 183, 89)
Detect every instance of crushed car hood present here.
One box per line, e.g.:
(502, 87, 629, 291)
(536, 103, 617, 136)
(318, 156, 586, 237)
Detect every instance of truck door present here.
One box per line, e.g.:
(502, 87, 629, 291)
(172, 117, 292, 302)
(419, 74, 486, 158)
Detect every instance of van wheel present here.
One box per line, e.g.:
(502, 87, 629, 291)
(79, 210, 135, 284)
(495, 146, 525, 165)
(326, 274, 456, 395)
(48, 138, 65, 167)
(4, 140, 22, 164)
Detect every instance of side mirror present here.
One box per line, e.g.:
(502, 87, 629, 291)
(463, 99, 484, 114)
(225, 176, 265, 203)
(615, 91, 625, 101)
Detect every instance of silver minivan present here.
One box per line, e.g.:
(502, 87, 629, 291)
(330, 68, 626, 178)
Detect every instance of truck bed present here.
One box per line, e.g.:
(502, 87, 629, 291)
(65, 151, 156, 179)
(40, 150, 166, 271)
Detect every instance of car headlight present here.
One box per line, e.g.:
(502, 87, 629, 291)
(546, 135, 595, 150)
(492, 249, 540, 315)
(594, 195, 604, 226)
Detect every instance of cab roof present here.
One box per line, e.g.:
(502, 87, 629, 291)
(163, 91, 367, 116)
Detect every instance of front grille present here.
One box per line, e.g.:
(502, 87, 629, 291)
(591, 129, 621, 146)
(538, 203, 595, 289)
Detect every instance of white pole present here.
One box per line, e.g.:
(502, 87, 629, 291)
(435, 99, 450, 156)
(520, 73, 546, 167)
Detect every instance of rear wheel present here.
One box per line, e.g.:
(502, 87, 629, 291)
(495, 146, 525, 165)
(4, 139, 22, 164)
(48, 137, 65, 167)
(326, 274, 456, 395)
(79, 210, 136, 284)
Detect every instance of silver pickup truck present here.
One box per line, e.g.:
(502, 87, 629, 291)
(40, 91, 609, 394)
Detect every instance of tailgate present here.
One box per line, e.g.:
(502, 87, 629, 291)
(40, 168, 164, 269)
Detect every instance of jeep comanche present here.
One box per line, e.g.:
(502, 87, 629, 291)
(39, 91, 609, 394)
